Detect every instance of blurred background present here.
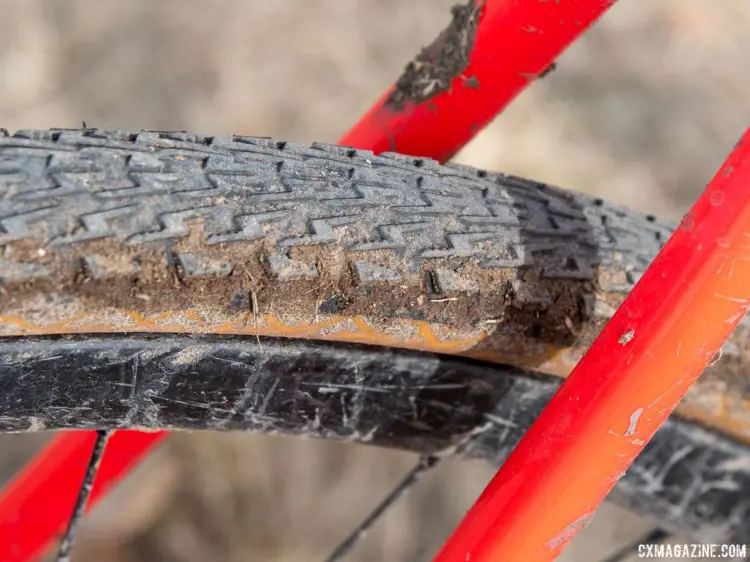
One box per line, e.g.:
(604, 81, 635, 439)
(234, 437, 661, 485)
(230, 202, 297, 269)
(0, 1, 749, 560)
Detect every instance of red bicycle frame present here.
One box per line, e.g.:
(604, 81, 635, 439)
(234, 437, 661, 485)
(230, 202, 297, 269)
(1, 1, 748, 560)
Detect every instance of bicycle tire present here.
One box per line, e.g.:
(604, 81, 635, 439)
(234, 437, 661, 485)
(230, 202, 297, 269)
(0, 129, 748, 543)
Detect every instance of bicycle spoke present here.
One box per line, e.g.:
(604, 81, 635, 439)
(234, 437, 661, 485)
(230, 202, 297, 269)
(324, 420, 492, 562)
(600, 528, 669, 562)
(56, 430, 111, 562)
(324, 455, 441, 562)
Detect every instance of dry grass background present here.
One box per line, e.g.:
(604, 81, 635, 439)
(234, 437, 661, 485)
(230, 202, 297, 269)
(0, 1, 749, 561)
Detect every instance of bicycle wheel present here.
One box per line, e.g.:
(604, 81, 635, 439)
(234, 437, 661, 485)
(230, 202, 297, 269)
(0, 129, 748, 545)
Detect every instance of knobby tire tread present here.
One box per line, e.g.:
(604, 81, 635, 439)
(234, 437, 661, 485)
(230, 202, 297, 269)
(0, 129, 748, 543)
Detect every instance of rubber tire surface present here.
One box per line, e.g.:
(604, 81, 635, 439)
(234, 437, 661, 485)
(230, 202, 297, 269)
(0, 129, 749, 543)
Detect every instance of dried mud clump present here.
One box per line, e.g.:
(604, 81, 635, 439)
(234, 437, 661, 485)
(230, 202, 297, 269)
(386, 1, 484, 109)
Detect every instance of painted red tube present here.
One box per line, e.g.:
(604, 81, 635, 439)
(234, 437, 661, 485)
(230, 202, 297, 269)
(434, 130, 750, 561)
(0, 430, 165, 562)
(340, 0, 618, 163)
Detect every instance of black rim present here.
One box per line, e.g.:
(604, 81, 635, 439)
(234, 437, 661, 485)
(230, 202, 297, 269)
(1, 333, 749, 547)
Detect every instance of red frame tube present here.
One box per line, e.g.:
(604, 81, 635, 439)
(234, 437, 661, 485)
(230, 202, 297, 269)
(0, 430, 165, 561)
(341, 0, 618, 162)
(434, 130, 750, 561)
